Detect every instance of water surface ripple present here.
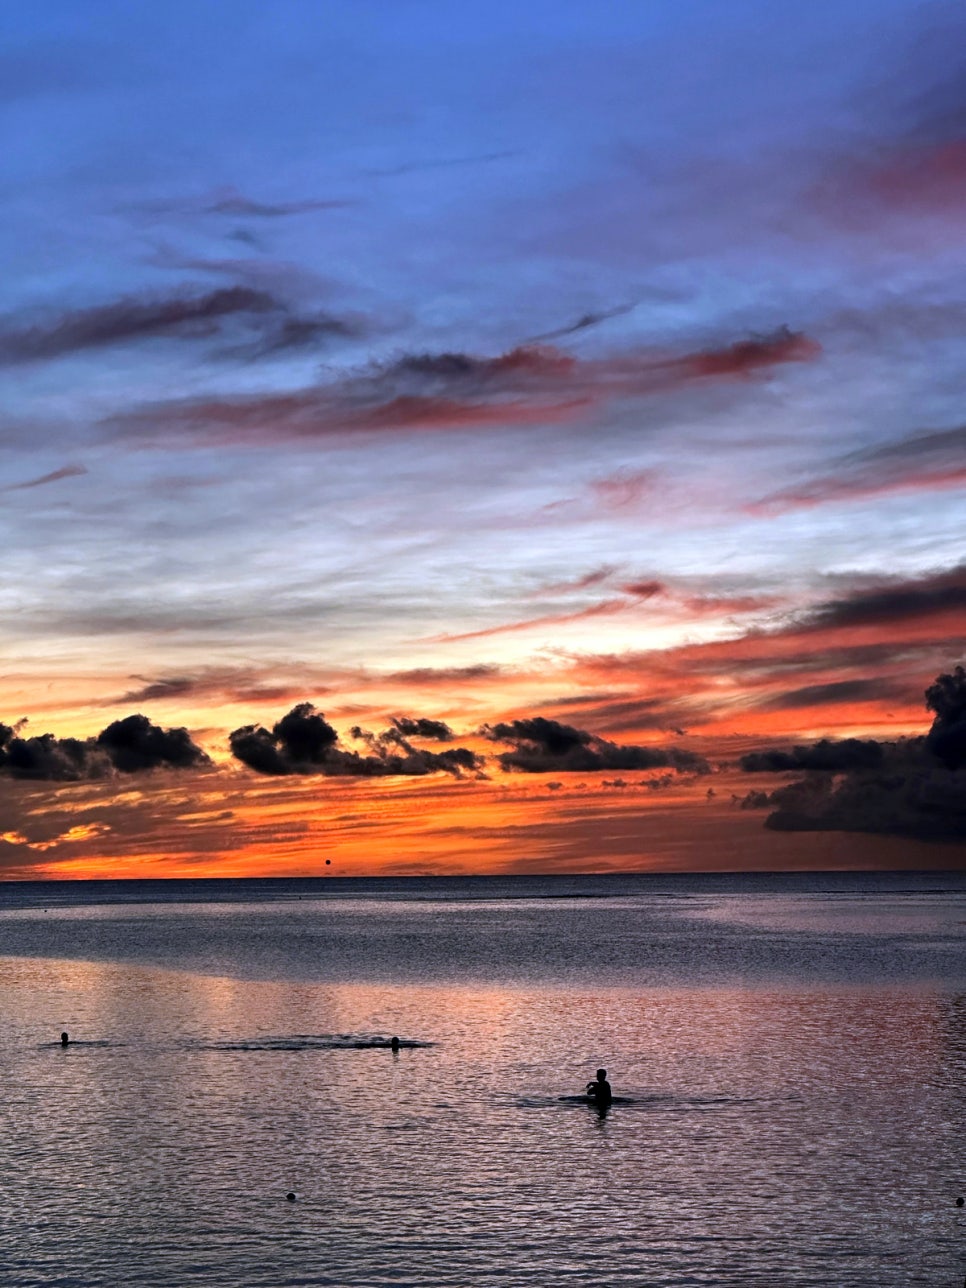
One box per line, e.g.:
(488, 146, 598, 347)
(1, 871, 963, 1286)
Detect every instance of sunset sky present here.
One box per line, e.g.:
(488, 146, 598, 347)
(1, 0, 964, 879)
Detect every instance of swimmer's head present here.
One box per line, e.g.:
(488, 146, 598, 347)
(596, 1068, 607, 1082)
(60, 1032, 69, 1045)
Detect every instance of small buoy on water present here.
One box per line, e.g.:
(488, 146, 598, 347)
(956, 1196, 964, 1207)
(286, 1192, 296, 1202)
(325, 859, 331, 865)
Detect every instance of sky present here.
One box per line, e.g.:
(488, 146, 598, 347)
(1, 0, 964, 880)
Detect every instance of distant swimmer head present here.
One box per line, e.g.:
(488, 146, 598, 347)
(957, 1196, 965, 1208)
(390, 1036, 400, 1052)
(60, 1032, 69, 1046)
(286, 1192, 296, 1202)
(596, 1068, 607, 1082)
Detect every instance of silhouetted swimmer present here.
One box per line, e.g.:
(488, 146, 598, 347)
(60, 1032, 69, 1047)
(956, 1196, 964, 1208)
(390, 1035, 400, 1053)
(585, 1068, 612, 1106)
(286, 1192, 296, 1202)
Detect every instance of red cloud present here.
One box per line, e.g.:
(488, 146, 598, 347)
(427, 598, 631, 644)
(864, 138, 966, 210)
(107, 327, 820, 447)
(667, 327, 821, 379)
(749, 464, 966, 516)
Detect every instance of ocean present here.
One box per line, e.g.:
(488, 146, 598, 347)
(1, 870, 964, 1287)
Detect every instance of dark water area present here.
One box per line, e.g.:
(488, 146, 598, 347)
(0, 869, 962, 989)
(4, 868, 962, 909)
(1, 870, 964, 1285)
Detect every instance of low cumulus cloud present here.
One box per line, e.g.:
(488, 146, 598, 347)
(107, 325, 818, 446)
(481, 715, 709, 775)
(389, 715, 454, 741)
(229, 703, 483, 777)
(0, 714, 209, 781)
(739, 666, 966, 841)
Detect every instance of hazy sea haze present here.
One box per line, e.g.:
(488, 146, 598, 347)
(1, 870, 964, 1286)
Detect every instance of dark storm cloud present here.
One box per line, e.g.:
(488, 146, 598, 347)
(741, 737, 885, 773)
(802, 565, 966, 631)
(106, 326, 819, 446)
(482, 716, 709, 775)
(229, 703, 483, 778)
(1, 464, 87, 491)
(924, 664, 966, 770)
(762, 760, 966, 842)
(0, 714, 209, 781)
(755, 678, 898, 711)
(742, 667, 966, 841)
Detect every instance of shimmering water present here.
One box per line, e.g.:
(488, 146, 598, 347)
(1, 871, 964, 1287)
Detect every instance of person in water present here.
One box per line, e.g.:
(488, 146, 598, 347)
(60, 1032, 69, 1047)
(586, 1068, 612, 1104)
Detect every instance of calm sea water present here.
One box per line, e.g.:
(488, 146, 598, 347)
(1, 870, 964, 1287)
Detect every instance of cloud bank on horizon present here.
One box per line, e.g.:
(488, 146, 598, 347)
(0, 0, 964, 876)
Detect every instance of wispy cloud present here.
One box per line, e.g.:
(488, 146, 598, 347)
(107, 326, 819, 446)
(2, 464, 87, 492)
(0, 286, 362, 366)
(750, 425, 966, 515)
(0, 287, 275, 363)
(204, 187, 353, 218)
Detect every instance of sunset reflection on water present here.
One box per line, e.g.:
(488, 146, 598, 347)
(1, 878, 964, 1286)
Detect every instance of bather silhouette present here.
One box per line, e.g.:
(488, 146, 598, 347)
(585, 1067, 612, 1105)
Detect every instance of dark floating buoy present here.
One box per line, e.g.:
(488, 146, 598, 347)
(60, 1032, 69, 1047)
(390, 1035, 400, 1052)
(286, 1192, 296, 1202)
(956, 1196, 964, 1207)
(325, 859, 331, 866)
